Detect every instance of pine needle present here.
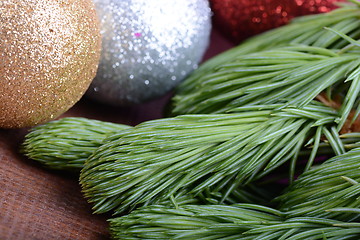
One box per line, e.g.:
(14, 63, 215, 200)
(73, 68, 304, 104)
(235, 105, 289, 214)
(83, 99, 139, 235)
(108, 204, 360, 240)
(173, 46, 360, 118)
(21, 117, 130, 171)
(170, 2, 360, 116)
(79, 102, 339, 215)
(108, 148, 360, 238)
(277, 147, 360, 221)
(109, 204, 283, 239)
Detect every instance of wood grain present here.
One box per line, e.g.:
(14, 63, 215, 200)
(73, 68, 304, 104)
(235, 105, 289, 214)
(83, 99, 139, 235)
(0, 128, 108, 240)
(0, 29, 233, 240)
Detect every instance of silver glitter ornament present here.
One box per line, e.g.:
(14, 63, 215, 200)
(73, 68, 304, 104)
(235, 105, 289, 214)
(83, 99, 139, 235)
(87, 0, 212, 105)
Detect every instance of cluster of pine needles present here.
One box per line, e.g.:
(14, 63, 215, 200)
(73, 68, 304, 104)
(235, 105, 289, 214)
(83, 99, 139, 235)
(21, 1, 360, 239)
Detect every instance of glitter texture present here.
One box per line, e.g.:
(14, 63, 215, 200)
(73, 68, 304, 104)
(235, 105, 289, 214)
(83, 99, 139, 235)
(87, 0, 212, 105)
(0, 0, 101, 128)
(210, 0, 344, 43)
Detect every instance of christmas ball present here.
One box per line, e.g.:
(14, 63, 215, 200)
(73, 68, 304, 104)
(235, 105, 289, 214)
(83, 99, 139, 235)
(210, 0, 345, 43)
(0, 0, 101, 128)
(86, 0, 212, 105)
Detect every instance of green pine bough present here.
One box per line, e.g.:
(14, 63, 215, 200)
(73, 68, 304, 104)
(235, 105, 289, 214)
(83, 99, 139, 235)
(172, 46, 360, 117)
(277, 147, 360, 221)
(80, 101, 350, 215)
(21, 117, 131, 171)
(109, 204, 284, 240)
(109, 148, 360, 239)
(21, 116, 276, 206)
(170, 1, 360, 116)
(109, 206, 360, 240)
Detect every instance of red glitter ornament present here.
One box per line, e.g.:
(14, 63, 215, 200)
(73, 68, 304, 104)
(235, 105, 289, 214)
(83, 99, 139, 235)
(210, 0, 346, 43)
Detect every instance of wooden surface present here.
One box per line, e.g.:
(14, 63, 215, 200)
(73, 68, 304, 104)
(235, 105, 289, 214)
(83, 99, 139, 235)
(0, 29, 233, 240)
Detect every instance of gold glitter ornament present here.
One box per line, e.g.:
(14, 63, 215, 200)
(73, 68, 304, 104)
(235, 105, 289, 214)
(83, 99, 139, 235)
(0, 0, 101, 128)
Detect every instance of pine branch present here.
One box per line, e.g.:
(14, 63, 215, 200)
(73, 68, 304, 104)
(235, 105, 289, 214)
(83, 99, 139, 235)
(20, 117, 281, 207)
(109, 204, 283, 240)
(108, 204, 360, 240)
(79, 102, 339, 215)
(21, 117, 130, 171)
(277, 147, 360, 221)
(176, 2, 360, 93)
(170, 3, 360, 116)
(107, 148, 360, 239)
(172, 45, 360, 120)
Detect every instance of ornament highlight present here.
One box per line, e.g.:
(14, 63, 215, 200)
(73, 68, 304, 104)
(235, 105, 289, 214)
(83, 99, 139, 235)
(210, 0, 344, 43)
(86, 0, 212, 105)
(0, 0, 101, 128)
